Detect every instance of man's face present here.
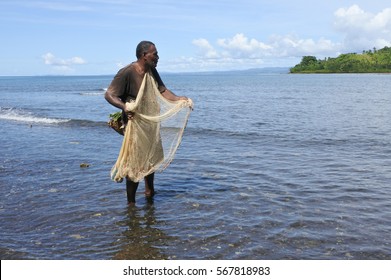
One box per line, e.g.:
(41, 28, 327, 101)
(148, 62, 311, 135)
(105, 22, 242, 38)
(144, 45, 159, 69)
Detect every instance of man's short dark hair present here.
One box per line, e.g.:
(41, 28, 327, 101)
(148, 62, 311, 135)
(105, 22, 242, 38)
(136, 41, 155, 59)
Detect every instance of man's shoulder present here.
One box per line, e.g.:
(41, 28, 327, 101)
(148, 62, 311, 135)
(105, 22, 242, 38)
(118, 63, 136, 74)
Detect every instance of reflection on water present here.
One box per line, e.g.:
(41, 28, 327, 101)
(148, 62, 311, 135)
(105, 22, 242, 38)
(112, 201, 169, 260)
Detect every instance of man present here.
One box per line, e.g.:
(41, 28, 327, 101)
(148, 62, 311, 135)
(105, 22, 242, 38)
(105, 41, 190, 205)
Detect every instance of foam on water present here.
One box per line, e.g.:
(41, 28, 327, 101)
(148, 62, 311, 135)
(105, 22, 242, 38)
(0, 107, 70, 124)
(79, 87, 107, 96)
(79, 92, 105, 96)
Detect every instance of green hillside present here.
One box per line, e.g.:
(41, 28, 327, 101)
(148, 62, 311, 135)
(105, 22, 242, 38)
(290, 46, 391, 73)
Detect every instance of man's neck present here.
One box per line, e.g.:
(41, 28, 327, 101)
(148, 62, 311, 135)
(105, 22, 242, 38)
(134, 61, 151, 75)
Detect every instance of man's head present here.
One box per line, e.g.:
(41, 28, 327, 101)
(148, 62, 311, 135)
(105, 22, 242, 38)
(136, 41, 159, 69)
(136, 41, 154, 59)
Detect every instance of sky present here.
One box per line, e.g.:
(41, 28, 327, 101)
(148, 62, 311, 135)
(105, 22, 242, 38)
(0, 0, 391, 75)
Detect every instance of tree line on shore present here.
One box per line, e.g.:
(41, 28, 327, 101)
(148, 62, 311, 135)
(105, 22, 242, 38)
(290, 46, 391, 73)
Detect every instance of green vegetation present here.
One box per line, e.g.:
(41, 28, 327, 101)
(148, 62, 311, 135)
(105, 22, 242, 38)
(109, 111, 122, 121)
(290, 46, 391, 73)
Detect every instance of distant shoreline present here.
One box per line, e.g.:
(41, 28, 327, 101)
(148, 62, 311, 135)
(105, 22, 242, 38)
(290, 71, 391, 74)
(290, 46, 391, 74)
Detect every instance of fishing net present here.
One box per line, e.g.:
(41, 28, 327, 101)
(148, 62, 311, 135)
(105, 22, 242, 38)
(110, 72, 193, 182)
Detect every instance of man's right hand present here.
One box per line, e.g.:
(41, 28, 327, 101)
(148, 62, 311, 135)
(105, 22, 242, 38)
(125, 110, 134, 120)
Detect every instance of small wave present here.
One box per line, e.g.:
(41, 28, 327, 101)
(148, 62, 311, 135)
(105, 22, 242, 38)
(0, 108, 70, 124)
(80, 92, 105, 96)
(79, 87, 107, 96)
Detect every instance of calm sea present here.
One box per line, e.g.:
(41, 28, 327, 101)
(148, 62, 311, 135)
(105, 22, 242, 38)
(1, 72, 391, 260)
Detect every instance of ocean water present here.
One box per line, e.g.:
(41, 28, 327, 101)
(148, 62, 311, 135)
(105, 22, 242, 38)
(1, 72, 391, 260)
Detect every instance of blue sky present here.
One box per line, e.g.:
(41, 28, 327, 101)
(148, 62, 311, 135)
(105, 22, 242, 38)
(1, 0, 390, 75)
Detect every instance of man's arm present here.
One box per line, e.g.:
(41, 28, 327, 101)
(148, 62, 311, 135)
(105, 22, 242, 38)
(105, 69, 136, 119)
(105, 68, 128, 111)
(105, 88, 135, 120)
(151, 67, 189, 102)
(105, 88, 126, 111)
(161, 89, 188, 101)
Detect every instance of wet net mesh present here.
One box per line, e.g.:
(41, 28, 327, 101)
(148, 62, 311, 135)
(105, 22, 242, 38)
(110, 72, 193, 182)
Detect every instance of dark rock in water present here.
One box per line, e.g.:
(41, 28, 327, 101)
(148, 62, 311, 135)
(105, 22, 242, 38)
(80, 163, 90, 168)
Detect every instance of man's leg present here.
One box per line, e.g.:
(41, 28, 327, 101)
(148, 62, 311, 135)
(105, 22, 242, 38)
(126, 179, 139, 205)
(144, 173, 155, 197)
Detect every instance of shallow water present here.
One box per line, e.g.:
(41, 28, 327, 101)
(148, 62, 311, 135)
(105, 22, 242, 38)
(1, 73, 391, 259)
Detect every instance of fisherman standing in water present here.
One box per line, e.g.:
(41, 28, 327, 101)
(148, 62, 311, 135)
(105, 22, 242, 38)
(105, 41, 191, 205)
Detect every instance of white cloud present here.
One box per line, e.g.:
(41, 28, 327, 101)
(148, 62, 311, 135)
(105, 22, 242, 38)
(181, 5, 391, 71)
(187, 33, 341, 70)
(42, 52, 86, 72)
(217, 33, 272, 58)
(334, 5, 391, 51)
(268, 35, 341, 57)
(192, 38, 219, 58)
